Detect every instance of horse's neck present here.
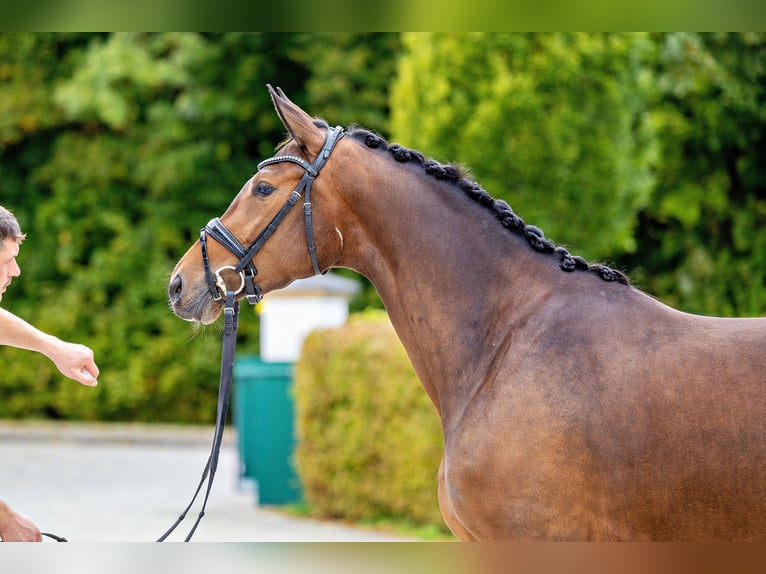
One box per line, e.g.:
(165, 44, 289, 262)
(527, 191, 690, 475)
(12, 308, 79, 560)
(339, 172, 558, 416)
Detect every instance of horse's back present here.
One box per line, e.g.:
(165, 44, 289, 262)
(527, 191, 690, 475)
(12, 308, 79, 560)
(592, 307, 766, 540)
(549, 293, 766, 540)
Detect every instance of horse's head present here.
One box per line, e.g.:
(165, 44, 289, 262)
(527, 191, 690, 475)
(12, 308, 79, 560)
(168, 85, 348, 324)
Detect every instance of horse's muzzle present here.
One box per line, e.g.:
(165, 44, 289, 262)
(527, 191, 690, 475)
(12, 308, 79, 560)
(168, 272, 221, 324)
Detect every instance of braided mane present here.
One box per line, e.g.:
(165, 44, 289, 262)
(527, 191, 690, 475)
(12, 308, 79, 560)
(347, 126, 629, 285)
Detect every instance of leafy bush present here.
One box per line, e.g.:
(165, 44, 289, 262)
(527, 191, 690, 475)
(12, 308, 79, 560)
(293, 310, 446, 528)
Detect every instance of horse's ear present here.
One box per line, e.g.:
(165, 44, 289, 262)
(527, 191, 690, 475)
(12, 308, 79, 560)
(267, 84, 325, 159)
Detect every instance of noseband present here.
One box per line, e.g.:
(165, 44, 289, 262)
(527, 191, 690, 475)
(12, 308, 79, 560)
(200, 125, 345, 306)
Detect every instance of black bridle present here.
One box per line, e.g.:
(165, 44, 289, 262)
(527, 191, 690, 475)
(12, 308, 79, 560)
(200, 125, 345, 307)
(157, 125, 345, 542)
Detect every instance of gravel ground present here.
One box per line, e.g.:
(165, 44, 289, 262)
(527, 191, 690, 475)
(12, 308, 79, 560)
(0, 420, 417, 543)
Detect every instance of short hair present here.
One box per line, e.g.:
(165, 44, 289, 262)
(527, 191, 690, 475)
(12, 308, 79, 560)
(0, 206, 26, 247)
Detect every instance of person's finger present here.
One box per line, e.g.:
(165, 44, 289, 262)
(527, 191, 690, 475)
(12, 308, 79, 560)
(88, 359, 100, 379)
(79, 367, 98, 386)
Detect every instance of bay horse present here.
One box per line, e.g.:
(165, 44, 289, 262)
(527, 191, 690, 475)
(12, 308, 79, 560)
(169, 85, 766, 541)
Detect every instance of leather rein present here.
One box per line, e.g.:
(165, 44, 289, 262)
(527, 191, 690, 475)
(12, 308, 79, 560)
(157, 126, 345, 542)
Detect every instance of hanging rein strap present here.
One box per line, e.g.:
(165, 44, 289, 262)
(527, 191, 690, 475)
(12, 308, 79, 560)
(41, 532, 68, 542)
(33, 296, 240, 544)
(157, 291, 239, 542)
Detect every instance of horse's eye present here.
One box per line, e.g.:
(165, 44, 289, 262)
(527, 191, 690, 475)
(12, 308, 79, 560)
(253, 182, 276, 196)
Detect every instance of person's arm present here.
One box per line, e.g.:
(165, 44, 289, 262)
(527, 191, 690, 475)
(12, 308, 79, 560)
(0, 500, 42, 542)
(0, 307, 98, 386)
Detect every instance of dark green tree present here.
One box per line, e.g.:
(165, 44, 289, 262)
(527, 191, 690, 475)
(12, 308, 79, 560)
(294, 32, 400, 134)
(0, 33, 313, 421)
(621, 33, 766, 317)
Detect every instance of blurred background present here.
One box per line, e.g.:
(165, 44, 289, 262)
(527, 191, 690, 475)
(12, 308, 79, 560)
(3, 32, 765, 422)
(1, 32, 764, 537)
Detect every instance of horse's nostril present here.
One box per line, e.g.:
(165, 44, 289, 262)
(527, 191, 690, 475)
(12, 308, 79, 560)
(169, 274, 183, 303)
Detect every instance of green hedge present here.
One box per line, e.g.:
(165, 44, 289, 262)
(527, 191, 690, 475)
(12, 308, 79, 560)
(293, 310, 446, 529)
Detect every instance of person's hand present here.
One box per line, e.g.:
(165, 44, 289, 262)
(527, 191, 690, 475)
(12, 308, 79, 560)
(0, 502, 42, 542)
(46, 339, 99, 386)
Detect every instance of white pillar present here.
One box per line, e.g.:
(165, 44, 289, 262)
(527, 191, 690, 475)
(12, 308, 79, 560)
(258, 273, 360, 363)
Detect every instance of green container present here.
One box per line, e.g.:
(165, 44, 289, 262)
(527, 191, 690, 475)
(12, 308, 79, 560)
(233, 356, 303, 505)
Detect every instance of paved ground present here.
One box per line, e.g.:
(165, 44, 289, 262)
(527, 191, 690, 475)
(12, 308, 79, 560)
(0, 420, 417, 542)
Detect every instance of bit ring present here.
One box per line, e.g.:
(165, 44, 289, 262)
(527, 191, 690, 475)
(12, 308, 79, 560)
(214, 265, 245, 296)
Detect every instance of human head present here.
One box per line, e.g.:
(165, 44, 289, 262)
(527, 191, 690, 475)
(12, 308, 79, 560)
(0, 206, 26, 246)
(0, 206, 25, 302)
